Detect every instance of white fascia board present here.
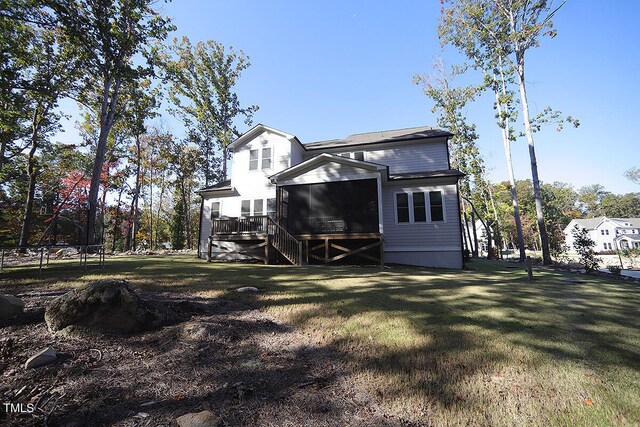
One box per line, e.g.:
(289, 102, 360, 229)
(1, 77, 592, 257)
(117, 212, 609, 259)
(227, 124, 298, 150)
(269, 153, 386, 184)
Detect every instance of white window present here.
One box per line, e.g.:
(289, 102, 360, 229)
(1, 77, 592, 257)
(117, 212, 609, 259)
(210, 202, 221, 221)
(249, 147, 273, 170)
(241, 200, 250, 217)
(601, 230, 605, 235)
(395, 190, 445, 224)
(267, 198, 276, 219)
(261, 147, 272, 170)
(249, 149, 259, 170)
(253, 199, 264, 216)
(606, 229, 610, 235)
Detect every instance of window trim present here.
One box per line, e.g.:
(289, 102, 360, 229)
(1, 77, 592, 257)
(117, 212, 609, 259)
(253, 199, 264, 216)
(240, 200, 251, 217)
(248, 146, 273, 171)
(393, 189, 446, 225)
(249, 149, 259, 171)
(210, 201, 221, 221)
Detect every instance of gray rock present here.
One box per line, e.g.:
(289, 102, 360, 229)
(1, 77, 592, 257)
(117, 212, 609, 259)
(0, 294, 25, 320)
(176, 410, 221, 427)
(45, 279, 173, 337)
(180, 321, 217, 342)
(235, 286, 259, 293)
(24, 346, 57, 369)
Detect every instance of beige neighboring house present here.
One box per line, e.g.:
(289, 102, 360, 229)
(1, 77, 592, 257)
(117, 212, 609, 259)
(564, 217, 640, 253)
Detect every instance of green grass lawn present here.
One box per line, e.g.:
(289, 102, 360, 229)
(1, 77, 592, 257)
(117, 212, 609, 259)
(2, 255, 639, 426)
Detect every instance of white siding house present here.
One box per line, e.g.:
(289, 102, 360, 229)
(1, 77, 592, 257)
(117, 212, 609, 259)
(564, 217, 640, 253)
(198, 124, 464, 269)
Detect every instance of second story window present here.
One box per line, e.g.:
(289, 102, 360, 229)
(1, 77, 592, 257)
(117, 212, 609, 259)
(249, 147, 273, 170)
(249, 149, 259, 170)
(353, 151, 364, 161)
(261, 147, 272, 170)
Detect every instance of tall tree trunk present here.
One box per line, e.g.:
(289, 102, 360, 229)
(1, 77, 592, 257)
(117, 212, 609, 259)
(487, 185, 503, 259)
(494, 66, 526, 262)
(222, 146, 228, 181)
(126, 134, 142, 251)
(112, 186, 124, 252)
(155, 171, 166, 249)
(18, 106, 46, 251)
(515, 61, 551, 265)
(149, 163, 153, 250)
(471, 210, 479, 257)
(87, 77, 121, 246)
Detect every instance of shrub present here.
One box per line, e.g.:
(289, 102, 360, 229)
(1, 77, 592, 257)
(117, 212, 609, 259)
(607, 265, 622, 275)
(571, 225, 600, 272)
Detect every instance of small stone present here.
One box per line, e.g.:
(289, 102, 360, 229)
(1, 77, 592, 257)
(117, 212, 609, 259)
(0, 294, 25, 320)
(235, 286, 259, 293)
(24, 347, 57, 369)
(176, 410, 221, 427)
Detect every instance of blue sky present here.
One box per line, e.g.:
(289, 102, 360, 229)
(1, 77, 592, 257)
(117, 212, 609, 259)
(60, 1, 640, 194)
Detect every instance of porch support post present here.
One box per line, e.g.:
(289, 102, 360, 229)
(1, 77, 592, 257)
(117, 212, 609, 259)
(325, 238, 329, 263)
(207, 236, 212, 262)
(264, 235, 270, 265)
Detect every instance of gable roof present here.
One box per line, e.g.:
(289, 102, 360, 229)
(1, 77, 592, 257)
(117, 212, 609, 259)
(269, 153, 387, 184)
(303, 126, 452, 150)
(564, 216, 640, 232)
(227, 124, 304, 150)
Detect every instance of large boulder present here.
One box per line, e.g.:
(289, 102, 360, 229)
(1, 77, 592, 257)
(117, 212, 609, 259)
(45, 279, 172, 336)
(0, 294, 25, 320)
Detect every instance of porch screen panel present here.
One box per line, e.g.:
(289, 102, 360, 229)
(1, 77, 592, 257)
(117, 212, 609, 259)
(284, 179, 378, 235)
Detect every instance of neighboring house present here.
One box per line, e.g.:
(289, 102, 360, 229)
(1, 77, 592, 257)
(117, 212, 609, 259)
(197, 124, 464, 268)
(564, 217, 640, 253)
(463, 219, 488, 254)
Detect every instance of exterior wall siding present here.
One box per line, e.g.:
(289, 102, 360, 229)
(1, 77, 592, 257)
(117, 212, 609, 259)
(381, 178, 462, 268)
(301, 137, 449, 174)
(278, 162, 379, 186)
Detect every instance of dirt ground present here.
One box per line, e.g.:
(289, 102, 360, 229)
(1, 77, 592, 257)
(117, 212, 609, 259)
(0, 287, 397, 426)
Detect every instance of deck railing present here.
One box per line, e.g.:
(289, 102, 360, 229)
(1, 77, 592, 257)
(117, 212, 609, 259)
(212, 216, 269, 234)
(267, 217, 302, 265)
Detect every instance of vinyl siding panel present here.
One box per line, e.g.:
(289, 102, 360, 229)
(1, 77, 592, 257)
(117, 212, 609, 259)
(278, 162, 379, 186)
(381, 179, 461, 250)
(301, 137, 449, 174)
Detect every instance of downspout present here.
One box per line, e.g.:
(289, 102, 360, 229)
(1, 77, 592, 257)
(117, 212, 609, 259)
(197, 194, 204, 258)
(456, 180, 465, 269)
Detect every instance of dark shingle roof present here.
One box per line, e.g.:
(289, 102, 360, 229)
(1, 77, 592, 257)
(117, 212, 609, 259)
(389, 170, 464, 180)
(197, 180, 232, 193)
(304, 126, 452, 150)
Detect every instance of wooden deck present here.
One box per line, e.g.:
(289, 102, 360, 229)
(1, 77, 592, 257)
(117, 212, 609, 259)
(208, 217, 383, 266)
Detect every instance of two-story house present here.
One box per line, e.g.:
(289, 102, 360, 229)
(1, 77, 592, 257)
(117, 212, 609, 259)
(564, 216, 640, 253)
(197, 124, 464, 268)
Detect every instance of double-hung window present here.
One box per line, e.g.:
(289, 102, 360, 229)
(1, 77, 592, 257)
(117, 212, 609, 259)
(396, 193, 410, 223)
(249, 150, 259, 170)
(261, 147, 272, 170)
(267, 198, 276, 219)
(429, 191, 444, 222)
(412, 193, 427, 222)
(395, 190, 445, 224)
(253, 199, 264, 216)
(241, 200, 251, 217)
(249, 147, 273, 171)
(210, 202, 221, 221)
